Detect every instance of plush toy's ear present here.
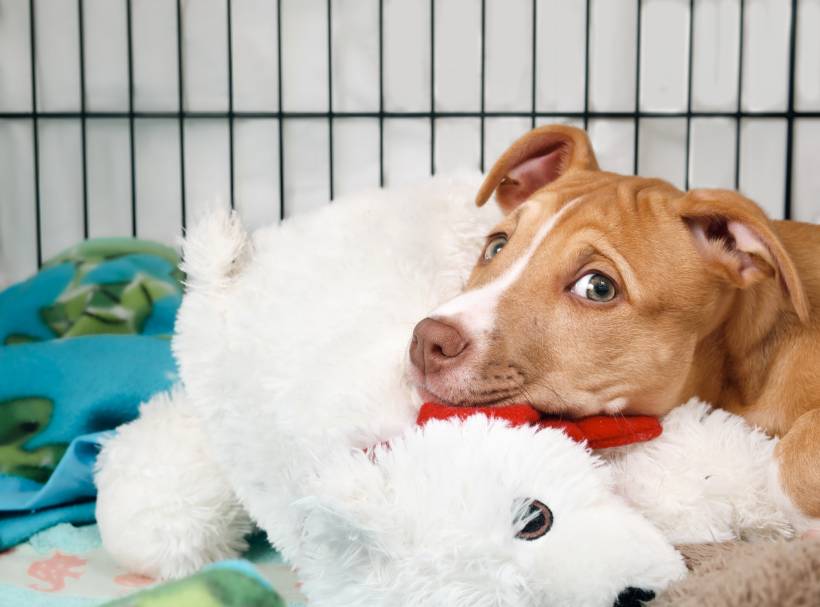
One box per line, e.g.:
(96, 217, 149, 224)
(475, 124, 599, 214)
(675, 189, 809, 323)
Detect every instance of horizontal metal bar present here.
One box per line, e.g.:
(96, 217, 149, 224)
(2, 110, 819, 120)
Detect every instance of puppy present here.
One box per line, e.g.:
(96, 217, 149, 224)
(408, 124, 820, 522)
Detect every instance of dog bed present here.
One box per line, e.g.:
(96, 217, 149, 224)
(654, 539, 820, 606)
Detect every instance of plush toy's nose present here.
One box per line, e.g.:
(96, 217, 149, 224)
(613, 587, 655, 607)
(409, 318, 469, 375)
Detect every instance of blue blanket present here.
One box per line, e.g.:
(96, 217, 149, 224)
(0, 239, 183, 549)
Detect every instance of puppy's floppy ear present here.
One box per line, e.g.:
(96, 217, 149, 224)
(475, 124, 599, 213)
(675, 189, 809, 323)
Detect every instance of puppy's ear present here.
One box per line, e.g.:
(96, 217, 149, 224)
(475, 124, 599, 213)
(676, 189, 809, 323)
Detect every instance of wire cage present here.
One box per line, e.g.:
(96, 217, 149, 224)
(0, 0, 819, 284)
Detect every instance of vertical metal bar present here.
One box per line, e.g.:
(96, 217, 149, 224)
(734, 0, 745, 190)
(633, 0, 642, 176)
(531, 0, 536, 129)
(78, 0, 89, 238)
(277, 0, 285, 218)
(176, 0, 187, 229)
(783, 0, 798, 220)
(583, 0, 590, 130)
(429, 0, 435, 175)
(327, 0, 334, 198)
(480, 0, 486, 171)
(378, 0, 384, 187)
(126, 0, 137, 236)
(29, 0, 42, 266)
(684, 0, 694, 190)
(226, 0, 235, 209)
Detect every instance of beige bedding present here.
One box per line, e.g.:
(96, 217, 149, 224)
(654, 539, 820, 606)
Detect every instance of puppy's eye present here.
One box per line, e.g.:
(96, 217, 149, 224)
(513, 498, 553, 541)
(571, 272, 617, 302)
(483, 235, 508, 261)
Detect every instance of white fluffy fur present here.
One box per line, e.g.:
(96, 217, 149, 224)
(96, 174, 805, 603)
(295, 416, 685, 607)
(605, 400, 795, 543)
(97, 174, 501, 580)
(171, 174, 501, 563)
(95, 387, 252, 579)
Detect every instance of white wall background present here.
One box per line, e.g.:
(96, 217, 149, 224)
(1, 0, 819, 285)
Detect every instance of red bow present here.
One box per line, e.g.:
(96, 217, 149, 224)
(416, 402, 661, 449)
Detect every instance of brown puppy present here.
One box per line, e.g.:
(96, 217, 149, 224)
(407, 124, 820, 521)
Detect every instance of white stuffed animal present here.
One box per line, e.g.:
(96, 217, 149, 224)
(294, 414, 685, 607)
(95, 174, 806, 605)
(96, 174, 500, 579)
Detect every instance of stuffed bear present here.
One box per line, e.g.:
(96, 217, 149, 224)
(96, 174, 500, 579)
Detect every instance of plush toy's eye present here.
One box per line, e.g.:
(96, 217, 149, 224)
(483, 235, 508, 261)
(513, 498, 553, 541)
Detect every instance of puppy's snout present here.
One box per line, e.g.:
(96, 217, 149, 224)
(410, 318, 469, 375)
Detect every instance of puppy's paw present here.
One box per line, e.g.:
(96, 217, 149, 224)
(766, 457, 820, 538)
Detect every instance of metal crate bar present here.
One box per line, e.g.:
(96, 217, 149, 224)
(783, 0, 798, 220)
(175, 0, 187, 229)
(28, 0, 42, 267)
(276, 0, 285, 220)
(684, 0, 695, 191)
(4, 110, 817, 120)
(430, 0, 435, 176)
(227, 0, 236, 210)
(126, 0, 137, 236)
(530, 0, 536, 130)
(734, 0, 745, 191)
(78, 0, 89, 238)
(479, 0, 486, 172)
(378, 0, 385, 187)
(327, 0, 335, 199)
(583, 0, 590, 131)
(633, 0, 642, 176)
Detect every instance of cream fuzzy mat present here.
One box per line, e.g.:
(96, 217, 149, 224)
(654, 539, 820, 606)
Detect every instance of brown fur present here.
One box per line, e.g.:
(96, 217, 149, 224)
(429, 125, 820, 517)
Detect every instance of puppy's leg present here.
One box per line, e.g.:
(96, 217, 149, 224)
(95, 386, 253, 579)
(769, 408, 820, 533)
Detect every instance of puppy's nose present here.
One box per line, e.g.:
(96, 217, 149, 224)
(410, 318, 469, 375)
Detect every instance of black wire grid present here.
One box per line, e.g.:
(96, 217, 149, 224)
(1, 0, 816, 267)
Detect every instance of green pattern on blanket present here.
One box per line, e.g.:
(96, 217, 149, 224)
(0, 397, 67, 483)
(102, 567, 286, 607)
(0, 237, 184, 548)
(8, 239, 184, 345)
(38, 276, 174, 338)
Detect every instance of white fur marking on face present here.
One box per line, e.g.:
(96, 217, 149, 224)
(431, 198, 583, 338)
(604, 397, 628, 414)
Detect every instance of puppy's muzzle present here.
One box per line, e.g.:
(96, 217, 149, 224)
(410, 318, 469, 376)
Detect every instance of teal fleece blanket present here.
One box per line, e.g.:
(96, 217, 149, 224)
(0, 239, 183, 548)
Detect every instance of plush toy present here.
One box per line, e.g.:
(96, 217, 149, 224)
(97, 175, 501, 580)
(95, 176, 807, 606)
(293, 408, 685, 607)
